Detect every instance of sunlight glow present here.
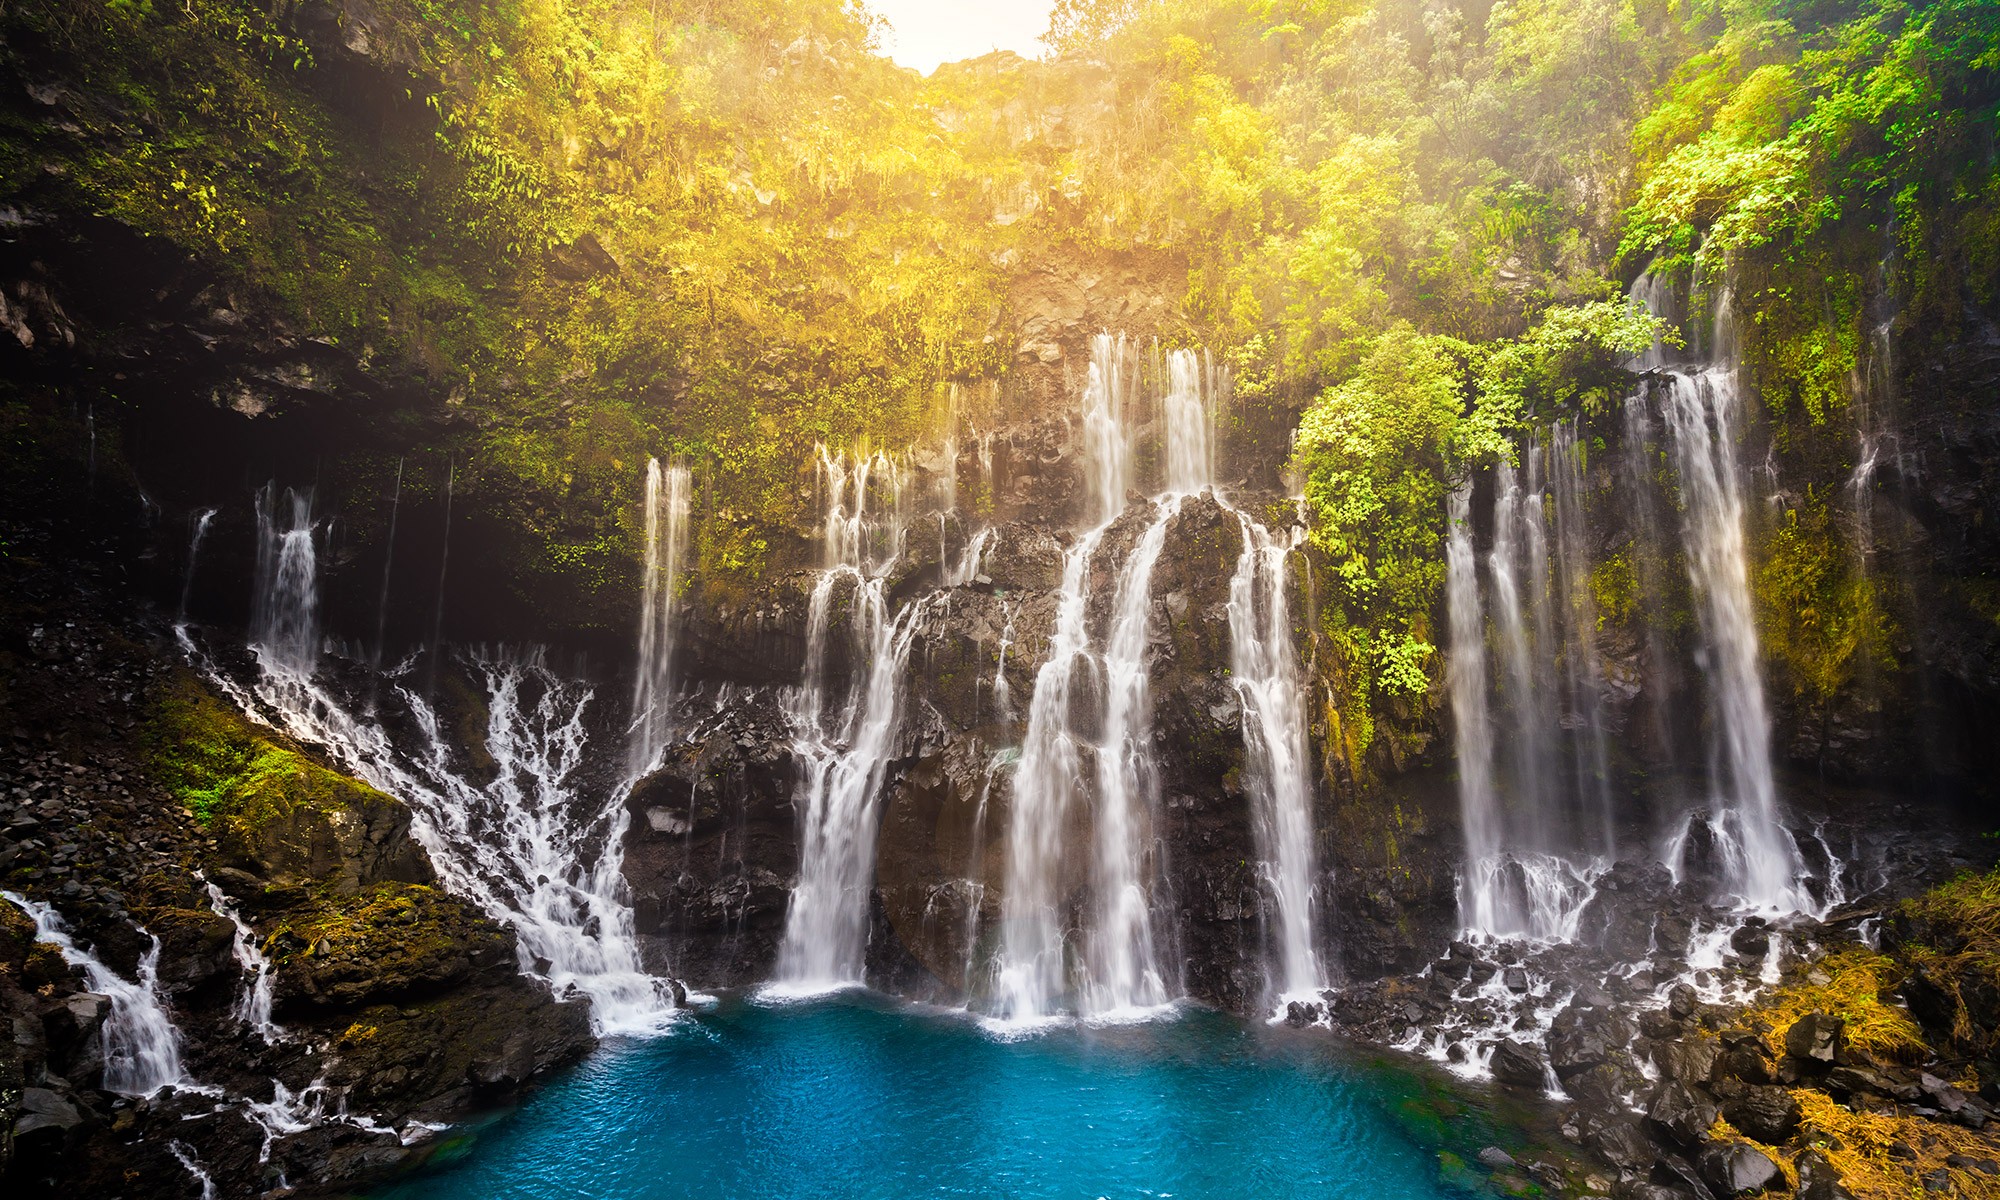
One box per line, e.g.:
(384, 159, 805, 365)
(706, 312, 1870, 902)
(867, 0, 1056, 75)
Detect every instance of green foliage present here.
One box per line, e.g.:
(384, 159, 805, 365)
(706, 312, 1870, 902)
(1290, 302, 1661, 764)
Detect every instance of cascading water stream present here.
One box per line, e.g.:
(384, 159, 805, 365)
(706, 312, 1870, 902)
(630, 457, 691, 776)
(1226, 513, 1323, 1006)
(990, 340, 1223, 1023)
(252, 484, 320, 675)
(1084, 495, 1180, 1016)
(1653, 302, 1803, 911)
(772, 448, 922, 992)
(218, 474, 681, 1032)
(205, 880, 282, 1042)
(5, 892, 191, 1095)
(1445, 485, 1508, 935)
(179, 507, 216, 623)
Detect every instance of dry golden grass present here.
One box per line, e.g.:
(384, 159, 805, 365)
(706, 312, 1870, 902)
(1794, 1089, 2000, 1200)
(1753, 947, 1931, 1064)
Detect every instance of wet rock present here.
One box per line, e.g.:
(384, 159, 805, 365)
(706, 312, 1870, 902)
(1646, 1080, 1720, 1148)
(1797, 1150, 1857, 1200)
(1714, 1036, 1777, 1086)
(1669, 984, 1699, 1021)
(1697, 1142, 1785, 1197)
(1284, 1000, 1323, 1027)
(1479, 1146, 1517, 1169)
(1654, 1038, 1722, 1088)
(1784, 1013, 1844, 1067)
(1491, 1039, 1551, 1090)
(1503, 966, 1530, 993)
(13, 1085, 82, 1142)
(1587, 1119, 1659, 1172)
(1551, 1004, 1631, 1079)
(1721, 1085, 1802, 1144)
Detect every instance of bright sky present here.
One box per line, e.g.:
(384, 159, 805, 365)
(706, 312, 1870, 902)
(866, 0, 1057, 74)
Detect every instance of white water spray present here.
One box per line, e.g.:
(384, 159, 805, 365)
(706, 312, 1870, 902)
(631, 457, 692, 775)
(5, 892, 189, 1095)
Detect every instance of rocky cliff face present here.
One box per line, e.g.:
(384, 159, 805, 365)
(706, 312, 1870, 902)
(0, 520, 593, 1197)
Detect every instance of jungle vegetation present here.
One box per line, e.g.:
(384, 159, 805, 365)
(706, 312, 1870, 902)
(0, 0, 1993, 765)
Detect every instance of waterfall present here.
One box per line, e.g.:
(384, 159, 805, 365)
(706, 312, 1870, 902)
(178, 507, 216, 623)
(992, 528, 1103, 1021)
(1550, 422, 1614, 853)
(373, 458, 403, 666)
(773, 448, 920, 991)
(251, 484, 319, 675)
(229, 646, 678, 1033)
(1445, 485, 1508, 933)
(1655, 323, 1802, 911)
(1083, 495, 1179, 1015)
(630, 457, 692, 776)
(1227, 513, 1323, 1004)
(1081, 333, 1136, 523)
(205, 881, 282, 1042)
(990, 343, 1219, 1022)
(5, 892, 190, 1095)
(1488, 458, 1554, 844)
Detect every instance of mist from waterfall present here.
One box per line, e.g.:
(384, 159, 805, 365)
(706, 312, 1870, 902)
(773, 448, 921, 991)
(630, 457, 692, 776)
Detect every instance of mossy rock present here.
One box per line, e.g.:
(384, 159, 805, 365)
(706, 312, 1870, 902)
(270, 883, 512, 1011)
(146, 674, 432, 897)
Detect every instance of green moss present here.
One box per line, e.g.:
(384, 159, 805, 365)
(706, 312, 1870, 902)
(1754, 491, 1895, 703)
(145, 674, 392, 830)
(1590, 552, 1638, 631)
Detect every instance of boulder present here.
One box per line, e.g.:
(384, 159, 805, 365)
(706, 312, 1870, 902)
(1722, 1085, 1803, 1144)
(1783, 1013, 1843, 1067)
(1491, 1039, 1551, 1090)
(1646, 1081, 1720, 1148)
(1797, 1149, 1857, 1200)
(1587, 1119, 1660, 1172)
(1551, 1004, 1631, 1079)
(1697, 1142, 1785, 1197)
(1479, 1146, 1517, 1169)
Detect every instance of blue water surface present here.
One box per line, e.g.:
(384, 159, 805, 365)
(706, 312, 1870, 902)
(378, 993, 1465, 1200)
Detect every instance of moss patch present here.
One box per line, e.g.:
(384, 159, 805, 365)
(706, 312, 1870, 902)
(145, 673, 394, 830)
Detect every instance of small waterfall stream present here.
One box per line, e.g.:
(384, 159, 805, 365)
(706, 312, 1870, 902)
(1227, 512, 1323, 1004)
(773, 449, 921, 991)
(178, 507, 216, 623)
(251, 484, 320, 675)
(630, 457, 691, 776)
(5, 892, 191, 1095)
(205, 880, 282, 1042)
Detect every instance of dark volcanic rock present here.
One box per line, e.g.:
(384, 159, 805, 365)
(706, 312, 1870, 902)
(1721, 1084, 1803, 1144)
(1492, 1039, 1551, 1090)
(1646, 1081, 1720, 1148)
(1697, 1142, 1785, 1197)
